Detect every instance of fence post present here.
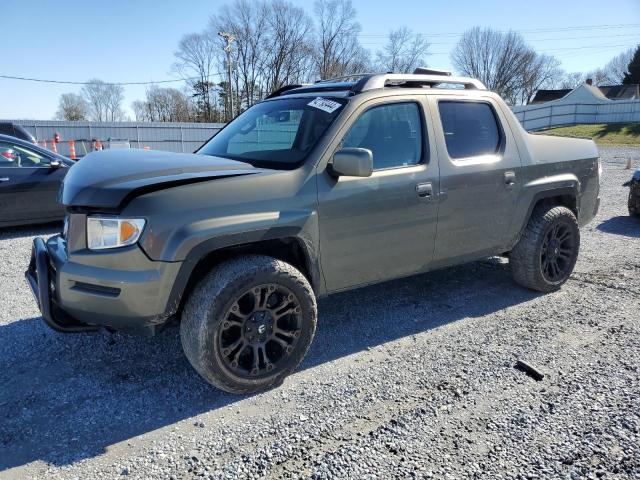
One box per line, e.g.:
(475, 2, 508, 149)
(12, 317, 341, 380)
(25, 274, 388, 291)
(180, 125, 185, 153)
(548, 106, 553, 128)
(136, 125, 140, 149)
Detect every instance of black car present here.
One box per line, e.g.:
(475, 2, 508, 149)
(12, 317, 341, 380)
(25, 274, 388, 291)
(0, 134, 73, 227)
(0, 122, 36, 143)
(624, 169, 640, 218)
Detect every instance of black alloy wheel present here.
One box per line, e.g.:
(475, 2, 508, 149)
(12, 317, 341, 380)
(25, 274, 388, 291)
(218, 283, 302, 378)
(540, 222, 576, 283)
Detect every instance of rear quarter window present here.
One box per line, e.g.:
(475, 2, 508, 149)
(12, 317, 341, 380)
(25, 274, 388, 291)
(438, 101, 501, 159)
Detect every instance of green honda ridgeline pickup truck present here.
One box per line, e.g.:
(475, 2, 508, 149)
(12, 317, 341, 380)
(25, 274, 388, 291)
(26, 70, 600, 393)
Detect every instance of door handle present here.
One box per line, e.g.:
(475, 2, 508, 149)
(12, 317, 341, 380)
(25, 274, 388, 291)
(416, 182, 434, 201)
(504, 171, 516, 187)
(0, 177, 10, 182)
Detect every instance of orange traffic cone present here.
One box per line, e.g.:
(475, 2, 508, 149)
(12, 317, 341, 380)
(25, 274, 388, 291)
(68, 140, 76, 160)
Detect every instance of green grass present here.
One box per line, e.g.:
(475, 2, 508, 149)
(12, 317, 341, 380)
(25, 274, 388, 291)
(539, 123, 640, 146)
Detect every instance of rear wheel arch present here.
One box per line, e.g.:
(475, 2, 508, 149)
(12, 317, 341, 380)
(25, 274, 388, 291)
(515, 187, 579, 245)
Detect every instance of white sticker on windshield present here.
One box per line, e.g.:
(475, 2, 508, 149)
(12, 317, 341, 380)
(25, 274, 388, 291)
(307, 97, 342, 113)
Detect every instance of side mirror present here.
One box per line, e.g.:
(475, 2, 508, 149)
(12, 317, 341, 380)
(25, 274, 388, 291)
(50, 160, 62, 169)
(329, 148, 373, 178)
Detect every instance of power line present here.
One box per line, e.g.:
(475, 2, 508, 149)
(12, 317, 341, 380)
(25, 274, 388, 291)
(396, 42, 638, 56)
(356, 23, 640, 38)
(1, 23, 638, 87)
(0, 72, 225, 86)
(360, 32, 640, 46)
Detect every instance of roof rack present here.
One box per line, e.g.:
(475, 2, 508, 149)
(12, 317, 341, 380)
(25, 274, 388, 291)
(413, 67, 452, 76)
(265, 84, 305, 99)
(315, 73, 375, 84)
(351, 73, 486, 92)
(266, 72, 486, 99)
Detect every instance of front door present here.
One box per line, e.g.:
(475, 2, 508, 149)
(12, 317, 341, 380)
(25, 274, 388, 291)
(317, 98, 439, 292)
(429, 96, 522, 264)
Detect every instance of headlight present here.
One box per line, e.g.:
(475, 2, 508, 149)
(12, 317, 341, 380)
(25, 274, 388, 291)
(86, 217, 146, 250)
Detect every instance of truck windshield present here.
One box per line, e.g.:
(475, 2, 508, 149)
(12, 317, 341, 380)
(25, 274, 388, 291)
(198, 97, 347, 169)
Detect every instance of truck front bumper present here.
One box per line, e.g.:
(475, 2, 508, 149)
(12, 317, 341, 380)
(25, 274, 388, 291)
(25, 235, 181, 335)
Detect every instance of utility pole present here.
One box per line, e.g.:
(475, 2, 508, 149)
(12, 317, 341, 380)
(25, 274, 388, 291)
(218, 31, 236, 121)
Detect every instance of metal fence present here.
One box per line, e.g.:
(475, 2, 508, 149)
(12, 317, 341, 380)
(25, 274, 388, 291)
(511, 100, 640, 131)
(3, 120, 226, 157)
(6, 104, 640, 156)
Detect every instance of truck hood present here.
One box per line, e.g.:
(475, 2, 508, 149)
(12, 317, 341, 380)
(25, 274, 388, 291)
(61, 149, 263, 209)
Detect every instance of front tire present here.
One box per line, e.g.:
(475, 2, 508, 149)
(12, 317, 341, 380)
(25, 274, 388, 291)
(510, 205, 580, 292)
(180, 255, 317, 394)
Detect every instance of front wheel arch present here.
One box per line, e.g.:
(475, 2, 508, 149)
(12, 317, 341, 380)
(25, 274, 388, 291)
(165, 236, 320, 321)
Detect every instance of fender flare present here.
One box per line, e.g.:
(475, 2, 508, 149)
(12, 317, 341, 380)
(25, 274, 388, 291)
(513, 184, 581, 248)
(161, 226, 322, 319)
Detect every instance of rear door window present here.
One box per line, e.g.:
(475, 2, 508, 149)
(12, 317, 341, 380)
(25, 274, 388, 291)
(438, 101, 501, 159)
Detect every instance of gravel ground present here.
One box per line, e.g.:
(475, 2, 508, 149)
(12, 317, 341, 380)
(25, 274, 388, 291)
(1, 146, 639, 480)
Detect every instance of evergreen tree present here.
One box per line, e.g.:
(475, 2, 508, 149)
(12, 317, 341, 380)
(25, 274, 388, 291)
(622, 45, 640, 85)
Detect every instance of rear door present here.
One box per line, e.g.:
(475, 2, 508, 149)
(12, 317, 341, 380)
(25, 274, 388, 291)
(0, 140, 67, 224)
(428, 95, 522, 264)
(317, 96, 440, 292)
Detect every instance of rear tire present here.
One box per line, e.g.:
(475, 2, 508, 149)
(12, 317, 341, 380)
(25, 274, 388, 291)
(180, 255, 317, 394)
(510, 205, 580, 292)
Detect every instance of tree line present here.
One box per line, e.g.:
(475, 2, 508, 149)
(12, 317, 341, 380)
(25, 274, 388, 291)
(55, 0, 640, 122)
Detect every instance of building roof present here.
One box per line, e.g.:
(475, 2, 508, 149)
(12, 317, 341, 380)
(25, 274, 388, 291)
(598, 84, 640, 100)
(529, 89, 573, 104)
(530, 83, 639, 104)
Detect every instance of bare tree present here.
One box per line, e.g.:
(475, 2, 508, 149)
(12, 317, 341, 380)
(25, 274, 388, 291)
(55, 93, 87, 121)
(131, 100, 148, 122)
(583, 68, 616, 86)
(210, 0, 270, 110)
(603, 47, 635, 84)
(376, 27, 430, 73)
(558, 72, 586, 89)
(81, 79, 125, 121)
(262, 0, 314, 92)
(173, 32, 219, 121)
(559, 47, 635, 91)
(451, 27, 531, 102)
(519, 54, 562, 104)
(313, 0, 370, 79)
(210, 0, 315, 113)
(105, 83, 126, 121)
(132, 86, 195, 122)
(452, 27, 564, 104)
